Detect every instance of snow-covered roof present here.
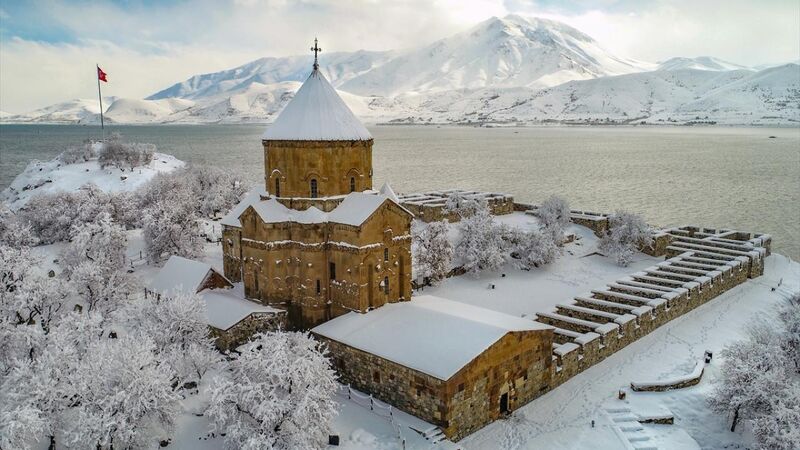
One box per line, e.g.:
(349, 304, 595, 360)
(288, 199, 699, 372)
(312, 295, 552, 380)
(238, 191, 409, 227)
(379, 182, 400, 204)
(149, 256, 228, 296)
(200, 289, 280, 330)
(261, 69, 372, 141)
(220, 186, 268, 227)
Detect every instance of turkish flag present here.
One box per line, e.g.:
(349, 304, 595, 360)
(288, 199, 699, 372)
(97, 66, 108, 82)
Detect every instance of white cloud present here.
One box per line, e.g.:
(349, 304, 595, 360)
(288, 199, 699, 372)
(0, 0, 797, 113)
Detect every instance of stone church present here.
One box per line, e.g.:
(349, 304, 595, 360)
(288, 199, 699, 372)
(221, 45, 413, 330)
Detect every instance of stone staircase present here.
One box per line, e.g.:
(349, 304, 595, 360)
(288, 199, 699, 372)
(606, 407, 658, 450)
(421, 425, 447, 444)
(532, 225, 770, 386)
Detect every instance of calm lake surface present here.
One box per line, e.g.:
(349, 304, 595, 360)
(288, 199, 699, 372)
(1, 124, 799, 259)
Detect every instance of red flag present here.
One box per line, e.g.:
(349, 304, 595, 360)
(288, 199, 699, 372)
(97, 66, 108, 82)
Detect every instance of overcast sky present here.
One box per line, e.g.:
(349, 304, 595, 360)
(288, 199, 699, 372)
(1, 0, 798, 113)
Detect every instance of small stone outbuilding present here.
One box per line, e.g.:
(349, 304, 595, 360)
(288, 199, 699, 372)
(148, 256, 286, 350)
(313, 295, 554, 441)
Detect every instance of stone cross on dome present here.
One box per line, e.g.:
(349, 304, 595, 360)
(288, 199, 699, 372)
(311, 37, 322, 70)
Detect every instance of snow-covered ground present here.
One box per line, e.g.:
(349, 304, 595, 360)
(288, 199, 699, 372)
(21, 204, 799, 449)
(424, 213, 662, 318)
(1, 150, 184, 210)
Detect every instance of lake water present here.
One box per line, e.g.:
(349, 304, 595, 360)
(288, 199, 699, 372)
(1, 124, 799, 259)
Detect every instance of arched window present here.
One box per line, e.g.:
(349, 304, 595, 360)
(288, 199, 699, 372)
(310, 179, 318, 198)
(350, 177, 356, 192)
(275, 178, 281, 197)
(384, 248, 389, 262)
(383, 276, 390, 294)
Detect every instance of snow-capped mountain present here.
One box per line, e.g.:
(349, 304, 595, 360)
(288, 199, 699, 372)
(4, 97, 116, 123)
(657, 56, 752, 72)
(147, 50, 394, 101)
(339, 15, 652, 96)
(3, 15, 798, 126)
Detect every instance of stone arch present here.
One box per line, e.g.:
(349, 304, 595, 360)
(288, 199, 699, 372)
(346, 168, 362, 192)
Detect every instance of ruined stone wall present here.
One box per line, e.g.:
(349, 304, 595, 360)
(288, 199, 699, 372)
(404, 196, 515, 223)
(264, 139, 373, 198)
(549, 251, 753, 391)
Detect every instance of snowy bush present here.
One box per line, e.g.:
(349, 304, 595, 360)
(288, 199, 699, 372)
(537, 195, 570, 243)
(97, 135, 155, 172)
(412, 219, 453, 285)
(454, 199, 505, 276)
(142, 197, 203, 264)
(598, 210, 653, 266)
(207, 331, 337, 450)
(708, 293, 800, 447)
(57, 141, 96, 165)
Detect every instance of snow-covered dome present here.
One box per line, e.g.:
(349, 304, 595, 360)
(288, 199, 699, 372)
(262, 69, 372, 141)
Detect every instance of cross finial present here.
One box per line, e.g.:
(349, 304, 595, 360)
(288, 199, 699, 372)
(310, 37, 322, 70)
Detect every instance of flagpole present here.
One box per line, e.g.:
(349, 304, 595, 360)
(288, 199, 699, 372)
(96, 64, 104, 140)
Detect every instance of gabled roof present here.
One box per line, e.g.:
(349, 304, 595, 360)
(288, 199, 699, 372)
(237, 191, 411, 228)
(149, 255, 230, 296)
(261, 69, 372, 141)
(220, 186, 267, 228)
(312, 295, 552, 380)
(379, 182, 401, 204)
(200, 289, 280, 331)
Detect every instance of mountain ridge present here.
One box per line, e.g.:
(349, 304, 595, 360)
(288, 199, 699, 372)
(3, 15, 798, 126)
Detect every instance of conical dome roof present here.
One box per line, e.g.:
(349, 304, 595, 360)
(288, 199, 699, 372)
(262, 69, 372, 141)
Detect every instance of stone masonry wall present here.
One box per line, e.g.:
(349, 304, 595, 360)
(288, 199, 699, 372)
(211, 312, 287, 351)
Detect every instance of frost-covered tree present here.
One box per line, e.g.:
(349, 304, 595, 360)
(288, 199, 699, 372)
(207, 331, 338, 450)
(512, 228, 560, 271)
(138, 165, 246, 220)
(61, 212, 127, 278)
(19, 184, 117, 244)
(61, 335, 180, 449)
(57, 141, 96, 165)
(142, 198, 203, 264)
(598, 210, 653, 267)
(536, 195, 570, 243)
(0, 311, 105, 449)
(412, 219, 452, 285)
(454, 198, 505, 276)
(0, 207, 38, 248)
(119, 292, 221, 386)
(708, 295, 800, 445)
(70, 262, 132, 314)
(445, 192, 487, 220)
(98, 135, 155, 172)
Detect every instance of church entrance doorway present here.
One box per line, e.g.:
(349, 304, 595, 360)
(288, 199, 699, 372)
(499, 393, 509, 415)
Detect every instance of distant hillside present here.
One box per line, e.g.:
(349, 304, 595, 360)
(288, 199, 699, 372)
(4, 15, 798, 127)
